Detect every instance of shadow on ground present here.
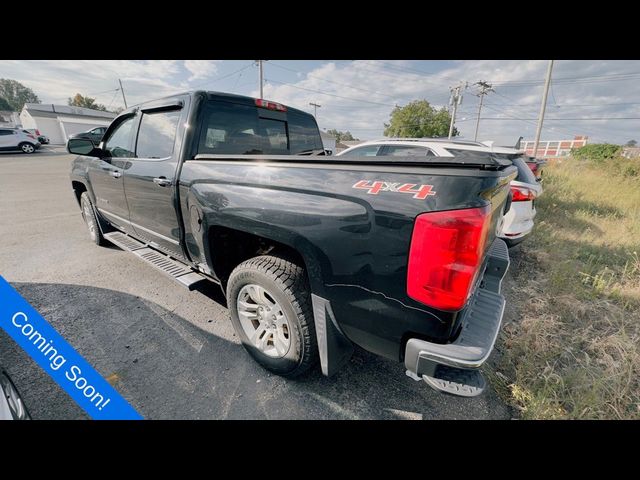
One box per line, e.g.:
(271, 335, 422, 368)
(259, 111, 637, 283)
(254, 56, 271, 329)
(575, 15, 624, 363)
(0, 282, 513, 420)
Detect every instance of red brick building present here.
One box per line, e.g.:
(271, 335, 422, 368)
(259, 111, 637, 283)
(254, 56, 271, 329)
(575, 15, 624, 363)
(521, 135, 588, 158)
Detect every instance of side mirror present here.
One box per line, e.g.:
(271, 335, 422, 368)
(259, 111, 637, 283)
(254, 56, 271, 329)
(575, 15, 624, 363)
(67, 138, 102, 157)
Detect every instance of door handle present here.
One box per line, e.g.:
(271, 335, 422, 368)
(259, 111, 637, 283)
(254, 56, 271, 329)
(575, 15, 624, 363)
(110, 171, 121, 178)
(153, 177, 172, 187)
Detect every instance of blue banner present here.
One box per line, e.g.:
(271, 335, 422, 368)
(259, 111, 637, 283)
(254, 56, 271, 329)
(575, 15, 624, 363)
(0, 276, 142, 420)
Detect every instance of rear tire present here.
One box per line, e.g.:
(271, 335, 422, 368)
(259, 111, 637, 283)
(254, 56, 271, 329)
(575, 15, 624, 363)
(227, 255, 318, 377)
(19, 142, 35, 154)
(80, 192, 107, 246)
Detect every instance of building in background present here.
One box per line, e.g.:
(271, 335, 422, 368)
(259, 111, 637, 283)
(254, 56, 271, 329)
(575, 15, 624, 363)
(520, 135, 588, 158)
(20, 104, 116, 145)
(0, 111, 21, 127)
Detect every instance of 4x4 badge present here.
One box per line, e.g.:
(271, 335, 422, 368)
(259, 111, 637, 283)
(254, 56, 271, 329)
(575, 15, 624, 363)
(353, 180, 436, 200)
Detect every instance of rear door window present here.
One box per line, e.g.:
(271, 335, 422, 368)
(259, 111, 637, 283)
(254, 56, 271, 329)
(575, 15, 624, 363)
(136, 109, 181, 159)
(381, 145, 435, 156)
(339, 145, 382, 156)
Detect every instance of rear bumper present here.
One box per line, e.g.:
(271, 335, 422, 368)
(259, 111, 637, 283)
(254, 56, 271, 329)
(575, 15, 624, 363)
(404, 238, 509, 375)
(499, 200, 536, 238)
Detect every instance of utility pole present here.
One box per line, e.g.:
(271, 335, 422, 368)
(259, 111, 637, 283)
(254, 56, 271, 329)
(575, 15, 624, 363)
(448, 82, 467, 139)
(473, 81, 494, 141)
(255, 60, 264, 99)
(118, 78, 128, 109)
(532, 60, 554, 157)
(309, 102, 321, 119)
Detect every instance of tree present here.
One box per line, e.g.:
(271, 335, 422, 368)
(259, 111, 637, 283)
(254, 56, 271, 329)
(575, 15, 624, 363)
(383, 100, 456, 138)
(0, 97, 11, 110)
(625, 139, 637, 147)
(68, 93, 108, 111)
(326, 129, 359, 143)
(0, 79, 41, 111)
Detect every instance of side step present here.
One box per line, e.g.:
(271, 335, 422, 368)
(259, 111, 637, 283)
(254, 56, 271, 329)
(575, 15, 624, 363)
(406, 364, 486, 397)
(423, 365, 486, 397)
(104, 232, 207, 290)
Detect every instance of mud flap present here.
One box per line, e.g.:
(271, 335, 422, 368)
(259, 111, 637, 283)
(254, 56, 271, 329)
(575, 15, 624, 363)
(311, 294, 354, 377)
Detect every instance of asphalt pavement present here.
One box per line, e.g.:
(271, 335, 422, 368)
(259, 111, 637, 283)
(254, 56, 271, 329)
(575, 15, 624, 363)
(0, 147, 516, 419)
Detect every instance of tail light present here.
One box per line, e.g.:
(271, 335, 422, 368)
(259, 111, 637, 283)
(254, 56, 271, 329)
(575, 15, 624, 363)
(511, 185, 536, 202)
(407, 206, 492, 312)
(527, 162, 538, 173)
(255, 98, 287, 112)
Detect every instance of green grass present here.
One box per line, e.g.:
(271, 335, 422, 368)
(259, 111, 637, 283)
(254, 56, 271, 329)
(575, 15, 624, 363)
(491, 155, 640, 419)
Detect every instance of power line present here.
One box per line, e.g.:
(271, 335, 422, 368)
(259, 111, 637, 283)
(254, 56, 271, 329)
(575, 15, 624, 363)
(189, 63, 254, 90)
(359, 60, 640, 88)
(268, 61, 401, 100)
(487, 100, 640, 108)
(87, 88, 120, 96)
(106, 89, 119, 111)
(347, 61, 455, 97)
(264, 78, 399, 107)
(478, 103, 590, 139)
(475, 116, 640, 121)
(491, 74, 640, 87)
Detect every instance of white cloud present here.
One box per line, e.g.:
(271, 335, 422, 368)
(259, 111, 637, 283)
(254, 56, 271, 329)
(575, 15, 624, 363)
(184, 60, 218, 82)
(254, 60, 640, 144)
(1, 60, 639, 144)
(0, 60, 183, 110)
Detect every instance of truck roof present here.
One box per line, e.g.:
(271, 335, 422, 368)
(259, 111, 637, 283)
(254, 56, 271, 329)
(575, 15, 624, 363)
(120, 90, 312, 118)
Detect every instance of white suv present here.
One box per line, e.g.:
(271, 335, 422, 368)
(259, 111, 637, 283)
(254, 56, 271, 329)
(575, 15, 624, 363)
(337, 138, 542, 246)
(0, 128, 41, 154)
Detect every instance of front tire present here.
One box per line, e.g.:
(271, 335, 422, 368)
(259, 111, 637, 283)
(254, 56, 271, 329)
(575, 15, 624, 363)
(80, 192, 106, 246)
(19, 142, 35, 154)
(227, 255, 318, 377)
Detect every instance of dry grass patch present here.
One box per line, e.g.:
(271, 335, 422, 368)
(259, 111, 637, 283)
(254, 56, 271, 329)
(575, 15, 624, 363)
(491, 156, 640, 419)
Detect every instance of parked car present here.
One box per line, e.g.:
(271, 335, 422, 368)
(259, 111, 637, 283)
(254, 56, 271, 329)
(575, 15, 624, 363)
(0, 127, 41, 153)
(68, 126, 107, 143)
(524, 155, 546, 181)
(498, 154, 542, 246)
(24, 128, 50, 145)
(68, 91, 516, 397)
(338, 139, 542, 246)
(0, 370, 30, 420)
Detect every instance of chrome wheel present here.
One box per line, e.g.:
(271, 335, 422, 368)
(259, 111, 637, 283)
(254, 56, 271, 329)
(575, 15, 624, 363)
(81, 198, 97, 240)
(237, 284, 291, 358)
(21, 143, 34, 153)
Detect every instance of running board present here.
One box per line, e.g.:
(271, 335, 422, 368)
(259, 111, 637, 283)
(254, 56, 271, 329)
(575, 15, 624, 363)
(104, 231, 207, 290)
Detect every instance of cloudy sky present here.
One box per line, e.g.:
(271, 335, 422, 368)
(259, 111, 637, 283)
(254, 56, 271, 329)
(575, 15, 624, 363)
(2, 60, 639, 144)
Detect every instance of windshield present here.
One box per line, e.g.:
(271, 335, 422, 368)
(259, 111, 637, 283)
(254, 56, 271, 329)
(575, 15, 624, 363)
(197, 100, 323, 155)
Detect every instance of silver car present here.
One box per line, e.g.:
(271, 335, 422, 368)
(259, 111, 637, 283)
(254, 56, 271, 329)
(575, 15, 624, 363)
(0, 370, 30, 420)
(0, 127, 41, 154)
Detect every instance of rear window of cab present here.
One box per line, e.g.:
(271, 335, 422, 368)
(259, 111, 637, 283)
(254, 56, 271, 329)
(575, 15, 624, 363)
(197, 101, 323, 155)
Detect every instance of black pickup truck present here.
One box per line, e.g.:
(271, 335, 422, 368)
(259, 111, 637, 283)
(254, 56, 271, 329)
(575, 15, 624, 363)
(68, 91, 516, 397)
